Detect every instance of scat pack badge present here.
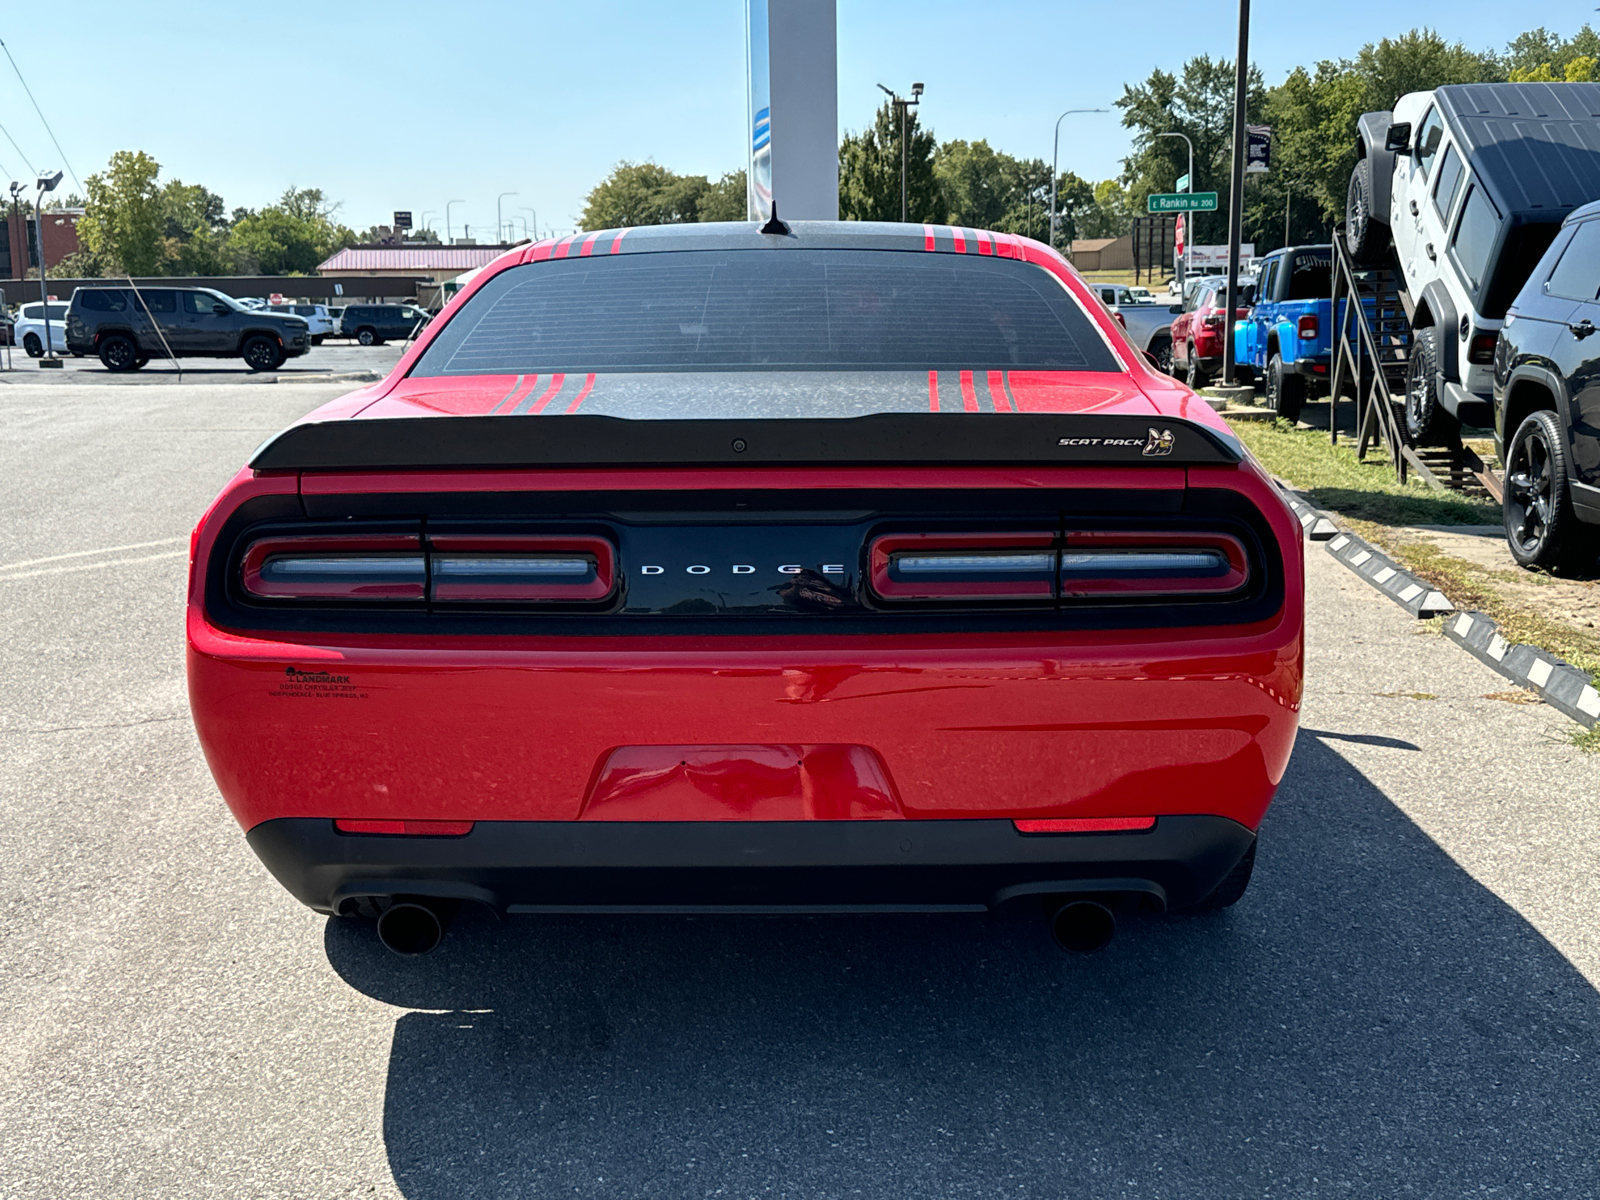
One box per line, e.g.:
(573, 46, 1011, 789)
(1143, 428, 1176, 457)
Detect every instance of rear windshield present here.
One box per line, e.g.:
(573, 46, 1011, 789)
(1285, 251, 1331, 300)
(411, 249, 1118, 376)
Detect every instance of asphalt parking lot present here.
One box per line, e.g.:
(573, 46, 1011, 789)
(2, 378, 1598, 1198)
(0, 339, 406, 383)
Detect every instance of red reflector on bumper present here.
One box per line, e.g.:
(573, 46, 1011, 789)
(1013, 817, 1156, 833)
(334, 819, 475, 836)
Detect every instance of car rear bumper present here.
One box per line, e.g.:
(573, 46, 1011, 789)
(245, 814, 1257, 915)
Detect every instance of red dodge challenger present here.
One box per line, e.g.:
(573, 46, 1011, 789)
(187, 219, 1303, 955)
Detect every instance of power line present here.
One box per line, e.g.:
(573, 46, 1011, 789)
(0, 36, 80, 192)
(0, 119, 33, 178)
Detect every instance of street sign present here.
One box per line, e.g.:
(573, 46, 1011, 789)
(393, 211, 413, 229)
(1175, 173, 1190, 193)
(1148, 192, 1218, 213)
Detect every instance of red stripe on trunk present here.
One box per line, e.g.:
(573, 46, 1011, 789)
(987, 370, 1012, 412)
(565, 373, 596, 413)
(923, 223, 937, 251)
(927, 370, 939, 412)
(959, 370, 979, 412)
(976, 230, 992, 255)
(553, 235, 577, 259)
(528, 374, 567, 414)
(610, 227, 630, 254)
(951, 228, 967, 253)
(579, 231, 604, 257)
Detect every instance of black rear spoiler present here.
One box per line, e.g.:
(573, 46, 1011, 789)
(250, 413, 1242, 472)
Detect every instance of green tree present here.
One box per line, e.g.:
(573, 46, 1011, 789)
(77, 150, 166, 275)
(1117, 56, 1267, 246)
(699, 169, 748, 221)
(227, 187, 355, 275)
(579, 162, 711, 228)
(839, 100, 941, 222)
(1506, 24, 1600, 81)
(160, 179, 234, 275)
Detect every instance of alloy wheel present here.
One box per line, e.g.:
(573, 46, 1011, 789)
(1506, 427, 1554, 557)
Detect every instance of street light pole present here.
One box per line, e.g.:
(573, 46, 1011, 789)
(521, 208, 539, 240)
(1156, 131, 1194, 283)
(1221, 0, 1251, 387)
(496, 192, 518, 245)
(420, 210, 437, 238)
(34, 169, 61, 367)
(445, 199, 464, 244)
(877, 82, 924, 222)
(1049, 108, 1109, 253)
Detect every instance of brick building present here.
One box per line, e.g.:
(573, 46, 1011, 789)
(0, 204, 83, 279)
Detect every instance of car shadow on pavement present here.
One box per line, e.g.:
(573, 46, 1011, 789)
(325, 731, 1600, 1198)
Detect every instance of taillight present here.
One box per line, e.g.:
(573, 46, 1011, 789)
(867, 531, 1249, 604)
(241, 536, 425, 600)
(239, 533, 617, 604)
(1297, 314, 1318, 340)
(334, 819, 474, 836)
(1059, 531, 1248, 598)
(1203, 312, 1224, 328)
(1014, 817, 1156, 833)
(869, 533, 1056, 602)
(428, 535, 614, 603)
(1468, 331, 1498, 364)
(1114, 310, 1127, 329)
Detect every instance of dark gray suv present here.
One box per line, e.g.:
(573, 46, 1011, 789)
(65, 286, 311, 372)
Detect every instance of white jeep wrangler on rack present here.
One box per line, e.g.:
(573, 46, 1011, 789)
(1345, 83, 1600, 445)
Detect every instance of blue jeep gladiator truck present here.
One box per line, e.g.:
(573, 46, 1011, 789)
(1234, 244, 1334, 421)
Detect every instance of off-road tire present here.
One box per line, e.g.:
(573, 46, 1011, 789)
(356, 327, 379, 347)
(1265, 352, 1304, 423)
(98, 334, 139, 372)
(1403, 326, 1460, 447)
(1503, 409, 1600, 572)
(1192, 840, 1256, 911)
(1185, 343, 1208, 389)
(22, 332, 41, 357)
(1345, 157, 1389, 267)
(242, 335, 284, 372)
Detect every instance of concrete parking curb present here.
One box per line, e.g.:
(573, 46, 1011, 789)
(249, 371, 380, 385)
(1444, 611, 1600, 729)
(1325, 530, 1455, 618)
(1281, 493, 1341, 541)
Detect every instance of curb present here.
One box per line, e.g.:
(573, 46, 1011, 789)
(249, 371, 380, 385)
(1325, 531, 1454, 617)
(1444, 611, 1600, 729)
(1281, 493, 1340, 541)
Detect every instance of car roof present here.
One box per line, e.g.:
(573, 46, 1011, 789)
(1434, 83, 1600, 223)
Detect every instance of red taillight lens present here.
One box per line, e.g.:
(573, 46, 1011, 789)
(428, 535, 614, 603)
(334, 819, 475, 836)
(869, 532, 1056, 603)
(1014, 817, 1156, 833)
(1202, 312, 1224, 328)
(1297, 314, 1319, 340)
(1468, 332, 1498, 364)
(242, 536, 425, 600)
(1058, 531, 1248, 598)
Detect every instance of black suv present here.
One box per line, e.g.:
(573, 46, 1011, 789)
(65, 286, 310, 372)
(341, 304, 429, 345)
(1492, 198, 1600, 571)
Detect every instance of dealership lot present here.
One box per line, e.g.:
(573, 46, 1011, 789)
(1, 380, 1598, 1197)
(0, 340, 406, 384)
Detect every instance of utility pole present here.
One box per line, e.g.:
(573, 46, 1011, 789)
(1050, 108, 1109, 252)
(1221, 0, 1251, 387)
(877, 81, 923, 221)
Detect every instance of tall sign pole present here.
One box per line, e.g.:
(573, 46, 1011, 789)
(747, 0, 838, 222)
(1221, 0, 1250, 386)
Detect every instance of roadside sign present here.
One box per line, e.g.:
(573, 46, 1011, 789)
(1175, 214, 1185, 256)
(269, 293, 284, 305)
(1246, 126, 1271, 173)
(393, 211, 413, 229)
(333, 283, 344, 296)
(1176, 172, 1190, 193)
(1147, 192, 1218, 213)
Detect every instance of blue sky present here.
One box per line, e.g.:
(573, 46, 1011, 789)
(0, 1, 1580, 239)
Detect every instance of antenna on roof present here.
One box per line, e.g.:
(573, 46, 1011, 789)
(759, 202, 790, 236)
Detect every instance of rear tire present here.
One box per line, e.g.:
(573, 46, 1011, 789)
(311, 334, 325, 347)
(1503, 409, 1600, 572)
(1192, 840, 1256, 910)
(1185, 344, 1208, 389)
(1345, 157, 1390, 267)
(1265, 352, 1304, 422)
(1150, 335, 1173, 377)
(356, 327, 378, 347)
(98, 334, 139, 372)
(23, 332, 41, 357)
(242, 335, 284, 372)
(1403, 326, 1460, 447)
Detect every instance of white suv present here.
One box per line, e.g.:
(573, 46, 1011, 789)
(1347, 83, 1600, 444)
(13, 300, 71, 357)
(270, 303, 335, 345)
